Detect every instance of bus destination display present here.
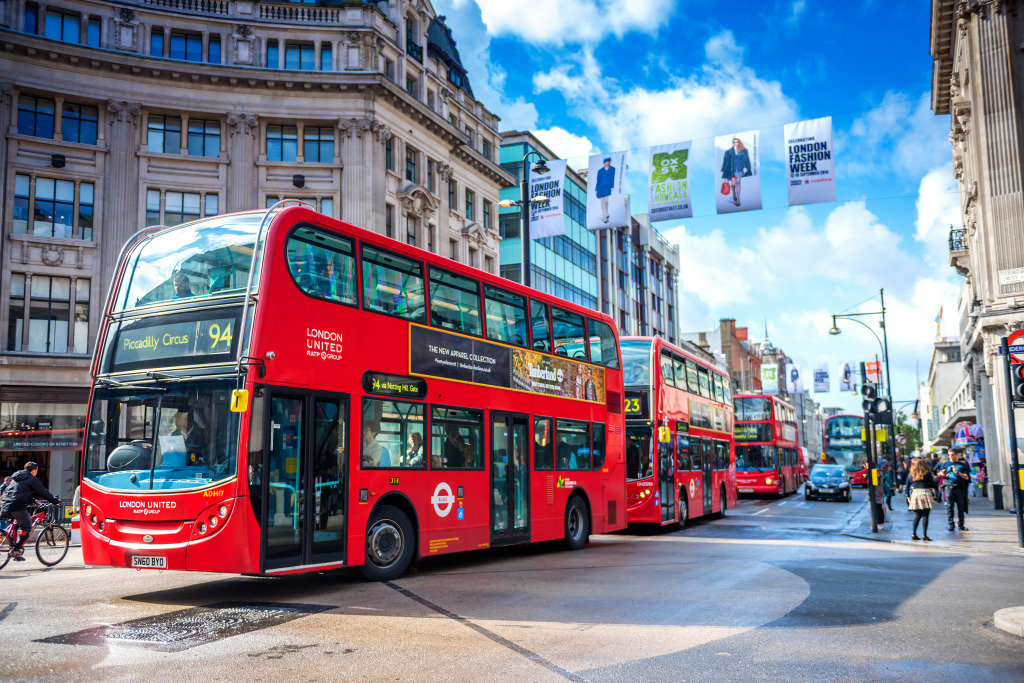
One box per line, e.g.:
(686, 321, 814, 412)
(112, 316, 238, 370)
(624, 391, 649, 419)
(734, 422, 773, 442)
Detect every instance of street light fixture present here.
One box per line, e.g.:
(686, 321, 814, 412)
(504, 152, 549, 288)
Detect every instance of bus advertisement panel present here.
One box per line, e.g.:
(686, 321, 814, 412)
(621, 337, 736, 527)
(733, 394, 801, 497)
(80, 206, 626, 580)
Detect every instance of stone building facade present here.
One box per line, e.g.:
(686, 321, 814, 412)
(931, 0, 1024, 506)
(0, 0, 512, 494)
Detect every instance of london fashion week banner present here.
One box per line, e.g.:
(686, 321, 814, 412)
(813, 363, 830, 393)
(528, 159, 568, 239)
(785, 116, 836, 206)
(715, 130, 761, 214)
(586, 150, 628, 229)
(648, 141, 693, 221)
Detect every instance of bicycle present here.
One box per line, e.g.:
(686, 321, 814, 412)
(0, 502, 70, 569)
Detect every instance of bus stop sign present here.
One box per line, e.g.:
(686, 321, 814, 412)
(1010, 329, 1024, 364)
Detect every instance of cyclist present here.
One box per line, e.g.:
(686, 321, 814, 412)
(1, 461, 59, 561)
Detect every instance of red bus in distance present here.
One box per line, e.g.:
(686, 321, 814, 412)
(80, 204, 626, 580)
(733, 394, 801, 497)
(620, 337, 736, 527)
(823, 414, 868, 486)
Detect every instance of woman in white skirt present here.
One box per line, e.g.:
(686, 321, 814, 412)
(908, 458, 936, 541)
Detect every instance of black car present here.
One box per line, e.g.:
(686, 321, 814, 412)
(805, 464, 852, 502)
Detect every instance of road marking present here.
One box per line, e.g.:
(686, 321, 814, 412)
(751, 509, 769, 516)
(0, 603, 15, 624)
(386, 581, 585, 682)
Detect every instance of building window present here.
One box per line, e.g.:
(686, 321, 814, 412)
(465, 126, 473, 148)
(482, 139, 491, 160)
(266, 125, 298, 162)
(465, 190, 475, 220)
(187, 119, 220, 158)
(45, 10, 80, 44)
(405, 149, 417, 183)
(406, 76, 418, 98)
(24, 4, 39, 34)
(170, 31, 202, 62)
(427, 160, 435, 193)
(406, 215, 417, 247)
(61, 103, 98, 145)
(87, 17, 100, 47)
(303, 127, 334, 163)
(320, 197, 333, 218)
(206, 194, 219, 217)
(499, 214, 519, 239)
(13, 174, 94, 240)
(150, 27, 164, 57)
(385, 59, 395, 81)
(266, 39, 278, 68)
(147, 115, 181, 154)
(208, 35, 221, 64)
(468, 248, 477, 268)
(483, 200, 492, 230)
(385, 203, 394, 238)
(450, 239, 458, 261)
(427, 224, 434, 253)
(448, 181, 456, 210)
(485, 255, 493, 273)
(164, 191, 201, 226)
(320, 43, 332, 71)
(385, 137, 394, 171)
(427, 90, 435, 111)
(17, 96, 55, 138)
(6, 274, 89, 354)
(285, 43, 315, 70)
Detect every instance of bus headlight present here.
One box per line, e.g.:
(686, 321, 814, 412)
(197, 522, 207, 534)
(765, 477, 774, 485)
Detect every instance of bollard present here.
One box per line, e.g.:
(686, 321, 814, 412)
(993, 482, 1004, 510)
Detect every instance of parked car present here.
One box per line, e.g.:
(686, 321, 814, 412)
(805, 464, 852, 502)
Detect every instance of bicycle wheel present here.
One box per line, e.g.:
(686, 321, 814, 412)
(35, 524, 69, 566)
(0, 528, 11, 570)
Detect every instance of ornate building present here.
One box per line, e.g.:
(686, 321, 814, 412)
(931, 0, 1024, 507)
(0, 0, 512, 494)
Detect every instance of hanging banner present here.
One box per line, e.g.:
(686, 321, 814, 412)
(761, 363, 779, 395)
(813, 363, 830, 393)
(586, 151, 628, 229)
(715, 130, 761, 214)
(528, 159, 568, 239)
(838, 361, 856, 392)
(789, 365, 804, 394)
(865, 360, 882, 385)
(648, 141, 692, 222)
(785, 116, 836, 206)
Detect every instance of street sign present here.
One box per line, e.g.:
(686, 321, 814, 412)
(1009, 329, 1024, 364)
(896, 434, 907, 446)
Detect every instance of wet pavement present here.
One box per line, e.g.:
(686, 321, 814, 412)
(2, 487, 1022, 681)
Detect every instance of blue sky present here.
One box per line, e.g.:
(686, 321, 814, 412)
(439, 0, 960, 413)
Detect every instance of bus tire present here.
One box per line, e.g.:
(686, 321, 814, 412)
(716, 485, 728, 518)
(677, 488, 688, 530)
(564, 496, 589, 551)
(360, 505, 414, 582)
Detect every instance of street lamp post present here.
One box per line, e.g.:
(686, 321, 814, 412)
(829, 288, 896, 533)
(498, 153, 549, 288)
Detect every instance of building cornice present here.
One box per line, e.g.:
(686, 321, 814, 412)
(929, 0, 957, 115)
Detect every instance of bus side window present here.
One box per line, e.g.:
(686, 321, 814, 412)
(431, 406, 484, 469)
(551, 307, 586, 360)
(696, 366, 711, 399)
(530, 300, 551, 353)
(673, 356, 687, 392)
(685, 360, 700, 396)
(676, 428, 690, 471)
(428, 267, 482, 336)
(361, 244, 425, 321)
(533, 416, 554, 470)
(586, 319, 619, 369)
(555, 419, 589, 471)
(591, 422, 606, 470)
(660, 351, 674, 386)
(484, 284, 528, 347)
(286, 226, 358, 306)
(690, 436, 703, 471)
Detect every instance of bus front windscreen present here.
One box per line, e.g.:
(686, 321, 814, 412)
(626, 425, 654, 481)
(735, 444, 776, 471)
(85, 380, 239, 492)
(825, 415, 866, 471)
(620, 340, 652, 386)
(734, 397, 771, 421)
(117, 212, 266, 311)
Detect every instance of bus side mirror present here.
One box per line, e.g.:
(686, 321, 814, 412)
(230, 390, 249, 413)
(658, 426, 671, 443)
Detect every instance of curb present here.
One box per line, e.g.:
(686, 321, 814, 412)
(840, 532, 1024, 558)
(994, 607, 1024, 638)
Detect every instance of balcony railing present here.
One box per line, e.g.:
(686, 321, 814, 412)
(406, 38, 423, 62)
(949, 226, 966, 251)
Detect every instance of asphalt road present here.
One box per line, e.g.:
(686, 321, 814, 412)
(2, 487, 1022, 682)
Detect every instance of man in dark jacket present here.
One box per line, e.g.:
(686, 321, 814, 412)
(0, 461, 59, 561)
(943, 448, 972, 532)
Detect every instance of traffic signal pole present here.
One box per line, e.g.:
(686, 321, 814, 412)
(999, 336, 1024, 547)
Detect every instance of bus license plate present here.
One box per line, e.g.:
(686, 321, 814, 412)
(132, 555, 167, 569)
(739, 488, 753, 493)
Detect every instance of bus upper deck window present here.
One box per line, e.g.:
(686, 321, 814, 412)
(530, 300, 551, 353)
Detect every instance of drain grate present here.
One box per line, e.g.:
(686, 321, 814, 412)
(37, 602, 332, 652)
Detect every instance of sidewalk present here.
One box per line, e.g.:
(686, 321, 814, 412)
(841, 492, 1024, 557)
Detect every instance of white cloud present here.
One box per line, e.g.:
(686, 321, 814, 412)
(788, 0, 807, 24)
(533, 33, 798, 154)
(470, 0, 675, 46)
(914, 166, 961, 268)
(840, 92, 951, 178)
(533, 126, 599, 159)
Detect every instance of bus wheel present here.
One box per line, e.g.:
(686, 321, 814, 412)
(716, 486, 728, 518)
(360, 505, 414, 581)
(564, 496, 589, 550)
(677, 491, 688, 530)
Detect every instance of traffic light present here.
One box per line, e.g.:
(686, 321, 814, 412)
(1012, 363, 1024, 407)
(871, 396, 892, 425)
(862, 383, 877, 413)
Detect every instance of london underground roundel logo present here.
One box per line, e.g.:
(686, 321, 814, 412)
(431, 482, 454, 517)
(689, 479, 696, 498)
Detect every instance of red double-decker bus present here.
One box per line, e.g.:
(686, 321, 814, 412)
(823, 414, 868, 486)
(733, 394, 801, 497)
(620, 337, 736, 527)
(80, 204, 626, 580)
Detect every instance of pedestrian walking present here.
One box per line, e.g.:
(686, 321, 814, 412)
(0, 475, 12, 497)
(907, 458, 936, 541)
(883, 463, 895, 511)
(943, 448, 971, 532)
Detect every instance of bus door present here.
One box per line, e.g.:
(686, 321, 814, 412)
(490, 412, 530, 546)
(262, 389, 349, 571)
(658, 428, 675, 523)
(701, 437, 713, 516)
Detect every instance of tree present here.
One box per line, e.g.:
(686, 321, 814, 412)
(896, 414, 922, 455)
